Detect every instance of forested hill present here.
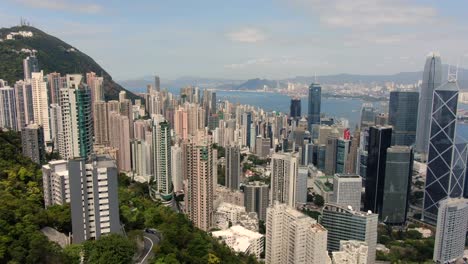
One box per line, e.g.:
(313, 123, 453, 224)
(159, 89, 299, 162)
(0, 129, 258, 263)
(0, 25, 140, 102)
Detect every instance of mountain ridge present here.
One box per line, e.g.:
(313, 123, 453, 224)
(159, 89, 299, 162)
(0, 25, 141, 101)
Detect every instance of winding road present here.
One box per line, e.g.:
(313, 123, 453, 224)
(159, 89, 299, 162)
(136, 230, 160, 264)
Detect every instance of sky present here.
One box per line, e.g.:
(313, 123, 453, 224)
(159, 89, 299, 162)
(1, 0, 468, 81)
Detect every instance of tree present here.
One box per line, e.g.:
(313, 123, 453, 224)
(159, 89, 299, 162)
(313, 195, 324, 207)
(82, 234, 136, 264)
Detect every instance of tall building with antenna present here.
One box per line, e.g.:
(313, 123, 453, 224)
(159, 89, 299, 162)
(415, 52, 442, 160)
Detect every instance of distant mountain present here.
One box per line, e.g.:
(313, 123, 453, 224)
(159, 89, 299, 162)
(0, 26, 140, 101)
(118, 76, 243, 91)
(289, 65, 468, 88)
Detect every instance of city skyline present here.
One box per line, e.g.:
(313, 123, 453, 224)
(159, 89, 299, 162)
(1, 1, 468, 80)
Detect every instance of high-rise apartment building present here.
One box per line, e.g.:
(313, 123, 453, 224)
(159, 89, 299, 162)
(14, 80, 34, 130)
(171, 144, 183, 192)
(69, 155, 121, 243)
(333, 174, 362, 211)
(0, 86, 17, 131)
(42, 160, 69, 207)
(31, 71, 51, 143)
(21, 123, 45, 164)
(423, 80, 466, 224)
(266, 203, 328, 264)
(93, 101, 109, 145)
(225, 145, 241, 190)
(185, 131, 214, 231)
(47, 72, 65, 105)
(23, 55, 39, 80)
(151, 120, 173, 201)
(244, 181, 269, 221)
(308, 83, 321, 131)
(108, 112, 131, 172)
(388, 91, 419, 146)
(271, 152, 299, 207)
(321, 203, 378, 264)
(433, 198, 468, 263)
(57, 77, 93, 160)
(416, 52, 442, 158)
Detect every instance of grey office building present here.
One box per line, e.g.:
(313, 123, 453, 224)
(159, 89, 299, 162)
(244, 181, 269, 221)
(364, 126, 392, 215)
(225, 145, 241, 190)
(308, 83, 321, 131)
(415, 52, 442, 157)
(381, 146, 414, 225)
(423, 80, 467, 224)
(321, 203, 378, 264)
(21, 123, 45, 164)
(70, 155, 121, 243)
(360, 104, 376, 130)
(290, 98, 301, 120)
(389, 91, 419, 146)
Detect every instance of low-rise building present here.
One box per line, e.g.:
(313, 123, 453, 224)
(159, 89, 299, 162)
(212, 225, 264, 259)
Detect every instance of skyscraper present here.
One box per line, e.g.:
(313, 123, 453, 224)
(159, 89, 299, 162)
(155, 75, 160, 92)
(335, 138, 351, 174)
(381, 146, 413, 225)
(364, 126, 392, 215)
(21, 123, 45, 164)
(58, 77, 93, 160)
(14, 80, 34, 130)
(47, 72, 65, 105)
(108, 112, 131, 172)
(271, 152, 299, 207)
(433, 198, 468, 263)
(225, 145, 241, 190)
(360, 103, 376, 130)
(151, 119, 173, 201)
(244, 181, 269, 221)
(23, 55, 39, 80)
(69, 155, 121, 243)
(332, 174, 362, 211)
(321, 203, 378, 264)
(325, 128, 340, 175)
(308, 83, 321, 131)
(266, 203, 328, 264)
(31, 71, 51, 143)
(423, 80, 467, 224)
(243, 112, 252, 147)
(290, 98, 301, 120)
(389, 91, 419, 146)
(93, 101, 109, 145)
(0, 86, 17, 131)
(416, 52, 442, 157)
(185, 131, 214, 231)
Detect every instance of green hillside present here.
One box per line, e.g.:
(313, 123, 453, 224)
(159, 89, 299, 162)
(0, 25, 140, 101)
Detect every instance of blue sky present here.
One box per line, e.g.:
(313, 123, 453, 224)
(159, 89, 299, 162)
(1, 0, 468, 81)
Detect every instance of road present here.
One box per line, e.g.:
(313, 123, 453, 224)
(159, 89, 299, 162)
(136, 231, 160, 264)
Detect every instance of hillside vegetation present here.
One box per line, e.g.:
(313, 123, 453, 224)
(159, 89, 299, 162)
(0, 26, 140, 101)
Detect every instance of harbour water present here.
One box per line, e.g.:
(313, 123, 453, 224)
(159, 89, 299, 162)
(129, 88, 468, 139)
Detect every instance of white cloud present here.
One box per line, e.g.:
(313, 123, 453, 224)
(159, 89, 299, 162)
(288, 0, 436, 30)
(11, 0, 102, 14)
(226, 28, 266, 43)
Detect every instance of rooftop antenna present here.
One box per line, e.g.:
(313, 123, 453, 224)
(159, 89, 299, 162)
(314, 72, 318, 83)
